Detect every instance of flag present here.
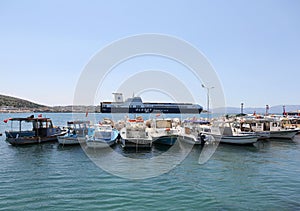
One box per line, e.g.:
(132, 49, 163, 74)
(38, 114, 42, 118)
(85, 110, 88, 117)
(3, 119, 9, 123)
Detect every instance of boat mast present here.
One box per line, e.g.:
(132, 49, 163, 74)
(202, 84, 214, 122)
(19, 120, 21, 134)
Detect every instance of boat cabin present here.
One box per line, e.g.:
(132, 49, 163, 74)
(67, 121, 90, 136)
(281, 117, 300, 129)
(5, 117, 56, 138)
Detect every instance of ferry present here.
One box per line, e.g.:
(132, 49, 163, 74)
(100, 93, 203, 114)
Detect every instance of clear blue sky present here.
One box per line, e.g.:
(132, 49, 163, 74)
(0, 0, 299, 108)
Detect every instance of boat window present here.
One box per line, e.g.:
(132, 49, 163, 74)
(39, 121, 45, 128)
(32, 121, 38, 130)
(12, 120, 33, 131)
(263, 122, 270, 131)
(47, 121, 53, 128)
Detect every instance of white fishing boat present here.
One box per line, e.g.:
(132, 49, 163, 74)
(232, 119, 270, 140)
(240, 117, 299, 140)
(206, 120, 259, 145)
(120, 117, 152, 149)
(57, 121, 90, 145)
(180, 119, 210, 145)
(148, 118, 182, 146)
(281, 117, 300, 132)
(268, 119, 299, 139)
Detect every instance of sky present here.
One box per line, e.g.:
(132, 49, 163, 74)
(0, 0, 300, 108)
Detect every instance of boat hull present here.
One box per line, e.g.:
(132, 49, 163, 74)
(57, 136, 85, 145)
(153, 135, 179, 146)
(86, 139, 115, 148)
(179, 134, 203, 145)
(121, 138, 152, 148)
(269, 130, 298, 139)
(5, 136, 59, 145)
(210, 134, 258, 144)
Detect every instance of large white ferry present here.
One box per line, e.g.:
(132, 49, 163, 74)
(100, 93, 203, 114)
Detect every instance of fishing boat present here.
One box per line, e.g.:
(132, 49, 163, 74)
(86, 120, 119, 148)
(100, 93, 203, 114)
(206, 120, 259, 145)
(57, 121, 90, 145)
(149, 118, 182, 145)
(180, 119, 211, 145)
(4, 115, 66, 146)
(240, 117, 299, 139)
(229, 117, 270, 140)
(120, 117, 152, 149)
(281, 117, 300, 132)
(268, 118, 299, 139)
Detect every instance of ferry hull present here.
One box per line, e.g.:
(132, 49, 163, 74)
(101, 106, 202, 114)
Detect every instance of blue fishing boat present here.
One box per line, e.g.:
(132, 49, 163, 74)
(86, 123, 119, 148)
(57, 121, 90, 145)
(4, 115, 66, 146)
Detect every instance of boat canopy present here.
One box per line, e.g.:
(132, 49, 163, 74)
(67, 121, 90, 125)
(6, 117, 52, 122)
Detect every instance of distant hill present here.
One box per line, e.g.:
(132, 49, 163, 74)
(0, 94, 46, 108)
(213, 105, 300, 114)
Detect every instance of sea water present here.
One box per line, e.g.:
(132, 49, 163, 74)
(0, 113, 300, 210)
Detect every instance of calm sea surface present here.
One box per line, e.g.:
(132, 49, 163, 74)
(0, 113, 300, 210)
